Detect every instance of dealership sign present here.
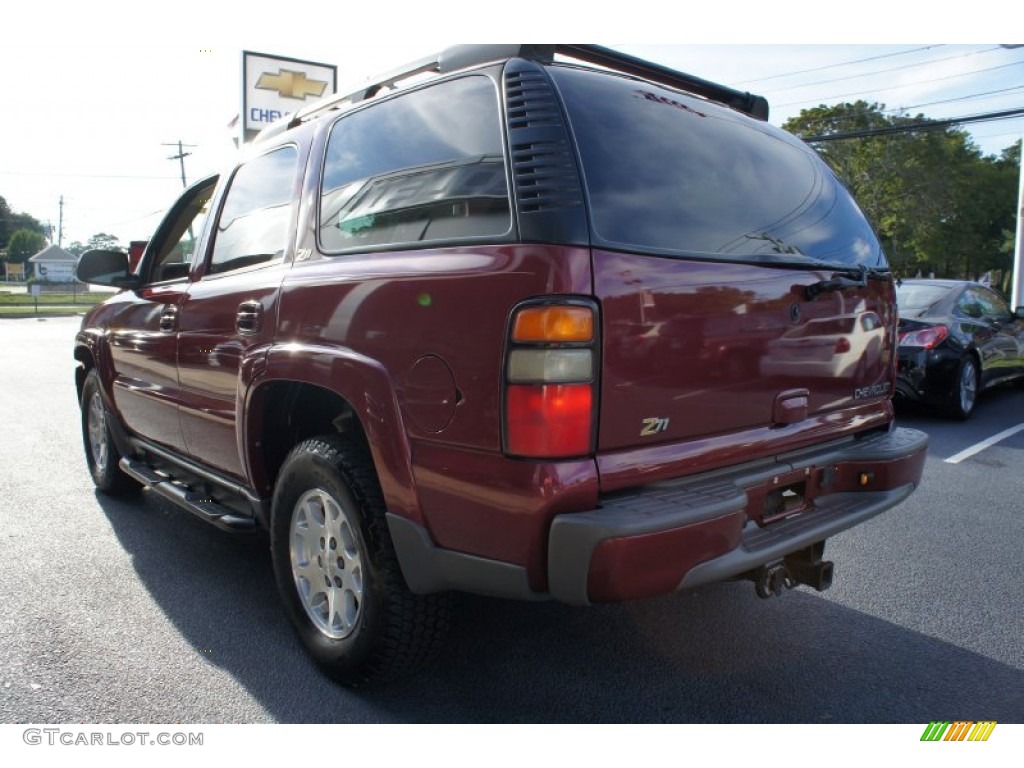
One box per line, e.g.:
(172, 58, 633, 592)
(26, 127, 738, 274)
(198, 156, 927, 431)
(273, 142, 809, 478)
(241, 51, 337, 143)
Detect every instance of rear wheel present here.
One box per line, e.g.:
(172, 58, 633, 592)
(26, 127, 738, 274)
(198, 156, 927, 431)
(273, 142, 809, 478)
(80, 369, 138, 495)
(270, 435, 450, 686)
(946, 355, 978, 420)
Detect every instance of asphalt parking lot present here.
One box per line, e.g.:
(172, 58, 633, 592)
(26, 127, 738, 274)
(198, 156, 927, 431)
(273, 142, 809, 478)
(0, 316, 1021, 723)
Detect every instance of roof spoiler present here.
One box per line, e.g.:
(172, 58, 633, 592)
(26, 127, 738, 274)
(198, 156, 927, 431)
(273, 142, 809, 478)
(258, 43, 769, 142)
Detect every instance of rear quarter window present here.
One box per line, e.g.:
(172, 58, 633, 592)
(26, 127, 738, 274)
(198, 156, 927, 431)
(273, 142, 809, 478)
(896, 284, 952, 312)
(319, 75, 511, 253)
(548, 66, 884, 267)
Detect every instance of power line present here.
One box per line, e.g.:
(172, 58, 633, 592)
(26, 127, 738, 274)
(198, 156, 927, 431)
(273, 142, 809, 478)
(800, 107, 1024, 142)
(0, 171, 180, 180)
(735, 45, 945, 86)
(765, 47, 1002, 94)
(897, 84, 1024, 111)
(779, 85, 1024, 133)
(775, 61, 1024, 109)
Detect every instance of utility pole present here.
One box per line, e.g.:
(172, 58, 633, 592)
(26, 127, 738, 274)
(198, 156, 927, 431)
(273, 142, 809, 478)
(163, 141, 196, 189)
(58, 195, 64, 247)
(1011, 137, 1024, 313)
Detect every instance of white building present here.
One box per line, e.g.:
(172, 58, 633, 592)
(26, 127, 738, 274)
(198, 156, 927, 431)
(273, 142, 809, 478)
(27, 244, 77, 282)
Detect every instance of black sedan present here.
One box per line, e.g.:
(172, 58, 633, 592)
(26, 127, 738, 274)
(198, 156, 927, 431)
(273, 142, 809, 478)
(895, 279, 1024, 419)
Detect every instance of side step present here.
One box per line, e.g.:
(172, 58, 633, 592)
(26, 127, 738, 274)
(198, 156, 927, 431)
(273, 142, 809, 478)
(119, 458, 257, 532)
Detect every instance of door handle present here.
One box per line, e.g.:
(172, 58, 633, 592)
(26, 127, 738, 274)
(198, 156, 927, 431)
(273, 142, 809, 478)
(236, 301, 263, 335)
(159, 304, 178, 333)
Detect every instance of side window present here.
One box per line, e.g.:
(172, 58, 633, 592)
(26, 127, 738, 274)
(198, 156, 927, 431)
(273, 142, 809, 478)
(979, 286, 1011, 320)
(209, 146, 298, 274)
(957, 289, 985, 319)
(146, 177, 217, 283)
(319, 75, 510, 252)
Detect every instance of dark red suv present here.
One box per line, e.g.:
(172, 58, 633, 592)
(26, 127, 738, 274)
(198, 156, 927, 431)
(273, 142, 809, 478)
(74, 44, 928, 685)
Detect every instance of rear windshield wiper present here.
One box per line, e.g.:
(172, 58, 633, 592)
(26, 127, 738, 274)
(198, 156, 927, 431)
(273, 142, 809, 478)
(804, 264, 892, 300)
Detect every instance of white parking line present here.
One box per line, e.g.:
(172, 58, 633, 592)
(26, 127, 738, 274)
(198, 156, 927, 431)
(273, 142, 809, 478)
(944, 423, 1024, 464)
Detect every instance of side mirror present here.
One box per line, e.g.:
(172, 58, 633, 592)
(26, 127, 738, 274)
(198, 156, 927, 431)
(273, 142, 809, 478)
(76, 249, 141, 289)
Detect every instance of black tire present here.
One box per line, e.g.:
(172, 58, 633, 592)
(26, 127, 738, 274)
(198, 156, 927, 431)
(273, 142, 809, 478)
(270, 435, 450, 686)
(80, 369, 138, 495)
(945, 355, 979, 420)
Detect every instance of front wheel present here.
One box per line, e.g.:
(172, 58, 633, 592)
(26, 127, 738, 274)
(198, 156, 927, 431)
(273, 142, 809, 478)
(270, 435, 450, 686)
(946, 355, 978, 420)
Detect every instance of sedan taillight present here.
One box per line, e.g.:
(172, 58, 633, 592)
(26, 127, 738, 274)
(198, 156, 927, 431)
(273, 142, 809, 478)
(898, 325, 948, 349)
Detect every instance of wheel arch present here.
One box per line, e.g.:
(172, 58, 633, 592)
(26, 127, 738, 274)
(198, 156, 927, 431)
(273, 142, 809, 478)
(244, 344, 421, 525)
(73, 343, 94, 403)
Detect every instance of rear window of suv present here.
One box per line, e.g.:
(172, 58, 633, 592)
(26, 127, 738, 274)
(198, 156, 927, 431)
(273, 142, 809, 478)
(548, 66, 884, 267)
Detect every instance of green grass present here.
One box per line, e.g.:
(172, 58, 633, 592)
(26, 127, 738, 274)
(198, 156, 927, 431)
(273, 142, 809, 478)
(0, 305, 94, 316)
(0, 292, 106, 307)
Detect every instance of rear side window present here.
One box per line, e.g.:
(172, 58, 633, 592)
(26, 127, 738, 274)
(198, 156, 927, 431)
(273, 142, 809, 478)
(210, 146, 297, 274)
(549, 66, 884, 267)
(319, 75, 511, 253)
(896, 284, 951, 311)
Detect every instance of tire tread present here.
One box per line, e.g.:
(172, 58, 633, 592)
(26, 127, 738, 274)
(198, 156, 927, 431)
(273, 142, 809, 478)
(273, 435, 450, 686)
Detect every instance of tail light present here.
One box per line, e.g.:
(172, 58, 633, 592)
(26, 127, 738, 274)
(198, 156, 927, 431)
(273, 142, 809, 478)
(504, 302, 597, 458)
(898, 325, 948, 349)
(834, 337, 851, 354)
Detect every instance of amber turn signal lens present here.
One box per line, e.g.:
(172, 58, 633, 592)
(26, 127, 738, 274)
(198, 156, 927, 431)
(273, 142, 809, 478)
(512, 306, 593, 343)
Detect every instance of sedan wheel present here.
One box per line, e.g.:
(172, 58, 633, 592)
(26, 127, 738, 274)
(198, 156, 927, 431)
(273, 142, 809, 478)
(948, 356, 978, 420)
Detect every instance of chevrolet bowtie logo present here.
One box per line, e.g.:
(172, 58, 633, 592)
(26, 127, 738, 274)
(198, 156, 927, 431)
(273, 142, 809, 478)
(255, 69, 328, 100)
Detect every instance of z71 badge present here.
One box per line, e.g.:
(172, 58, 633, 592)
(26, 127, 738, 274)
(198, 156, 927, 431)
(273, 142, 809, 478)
(640, 417, 670, 436)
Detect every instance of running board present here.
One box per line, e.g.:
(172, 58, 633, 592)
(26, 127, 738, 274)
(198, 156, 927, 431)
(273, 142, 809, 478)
(119, 458, 257, 532)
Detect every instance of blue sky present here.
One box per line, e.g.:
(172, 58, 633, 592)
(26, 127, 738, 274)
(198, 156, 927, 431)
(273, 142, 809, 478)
(1, 2, 1021, 247)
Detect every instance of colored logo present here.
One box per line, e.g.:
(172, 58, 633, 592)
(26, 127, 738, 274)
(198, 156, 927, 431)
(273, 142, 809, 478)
(255, 69, 329, 100)
(920, 721, 997, 742)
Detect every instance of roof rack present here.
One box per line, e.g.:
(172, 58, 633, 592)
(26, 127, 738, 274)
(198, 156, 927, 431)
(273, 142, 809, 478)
(256, 43, 769, 142)
(556, 45, 769, 121)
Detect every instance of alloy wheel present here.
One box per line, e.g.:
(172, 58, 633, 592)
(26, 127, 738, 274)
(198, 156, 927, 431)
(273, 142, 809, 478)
(289, 488, 365, 640)
(959, 358, 977, 415)
(87, 391, 109, 474)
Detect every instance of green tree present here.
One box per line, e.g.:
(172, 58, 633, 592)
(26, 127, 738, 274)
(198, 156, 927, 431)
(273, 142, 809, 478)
(0, 195, 12, 250)
(1, 196, 49, 251)
(6, 229, 47, 264)
(783, 103, 1019, 280)
(86, 232, 122, 252)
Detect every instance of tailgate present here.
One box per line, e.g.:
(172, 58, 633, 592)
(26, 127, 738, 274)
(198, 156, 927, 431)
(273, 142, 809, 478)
(595, 249, 896, 453)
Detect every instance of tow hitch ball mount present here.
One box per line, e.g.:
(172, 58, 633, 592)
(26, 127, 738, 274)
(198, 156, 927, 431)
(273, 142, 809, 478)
(748, 542, 834, 599)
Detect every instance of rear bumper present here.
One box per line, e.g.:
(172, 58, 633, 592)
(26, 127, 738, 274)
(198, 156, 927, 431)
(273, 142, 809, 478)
(896, 348, 958, 404)
(547, 426, 928, 605)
